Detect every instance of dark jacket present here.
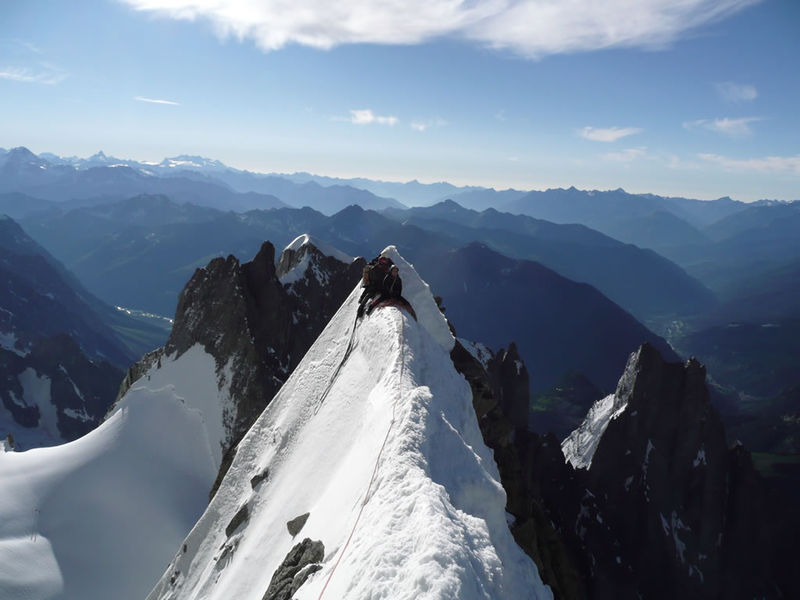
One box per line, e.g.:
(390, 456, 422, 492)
(382, 272, 402, 298)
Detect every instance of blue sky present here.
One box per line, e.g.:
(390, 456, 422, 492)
(1, 0, 798, 201)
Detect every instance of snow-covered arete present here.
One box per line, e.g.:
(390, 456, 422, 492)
(285, 234, 355, 265)
(149, 248, 550, 600)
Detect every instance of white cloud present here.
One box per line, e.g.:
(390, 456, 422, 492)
(699, 153, 800, 174)
(349, 109, 397, 126)
(0, 65, 67, 85)
(120, 0, 761, 58)
(684, 116, 760, 137)
(600, 146, 649, 162)
(580, 126, 643, 142)
(715, 81, 758, 102)
(411, 117, 447, 132)
(134, 96, 181, 105)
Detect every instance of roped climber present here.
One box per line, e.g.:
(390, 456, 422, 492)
(357, 254, 417, 320)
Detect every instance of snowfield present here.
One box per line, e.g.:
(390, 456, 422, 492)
(149, 247, 551, 600)
(0, 347, 223, 600)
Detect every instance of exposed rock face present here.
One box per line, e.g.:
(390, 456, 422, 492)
(123, 238, 363, 497)
(557, 344, 797, 599)
(286, 512, 310, 537)
(455, 339, 797, 599)
(451, 338, 584, 600)
(0, 333, 123, 448)
(262, 538, 324, 600)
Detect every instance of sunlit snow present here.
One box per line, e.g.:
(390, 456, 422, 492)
(149, 247, 549, 600)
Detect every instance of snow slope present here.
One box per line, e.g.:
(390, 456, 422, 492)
(561, 346, 639, 469)
(0, 345, 224, 600)
(148, 247, 551, 600)
(284, 233, 355, 265)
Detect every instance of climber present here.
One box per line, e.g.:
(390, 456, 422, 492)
(383, 265, 402, 299)
(357, 255, 417, 320)
(357, 255, 393, 317)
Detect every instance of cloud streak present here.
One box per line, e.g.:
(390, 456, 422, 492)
(580, 126, 642, 142)
(349, 109, 397, 126)
(120, 0, 761, 58)
(715, 81, 758, 102)
(411, 117, 447, 132)
(134, 96, 181, 105)
(684, 116, 760, 137)
(0, 65, 67, 85)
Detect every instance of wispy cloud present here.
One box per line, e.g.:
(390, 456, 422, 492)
(699, 153, 800, 174)
(715, 81, 758, 102)
(684, 116, 760, 137)
(580, 126, 643, 142)
(411, 117, 447, 132)
(0, 65, 67, 85)
(120, 0, 761, 58)
(134, 96, 181, 105)
(349, 109, 397, 126)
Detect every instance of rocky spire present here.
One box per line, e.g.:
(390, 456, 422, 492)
(556, 343, 797, 599)
(118, 238, 364, 498)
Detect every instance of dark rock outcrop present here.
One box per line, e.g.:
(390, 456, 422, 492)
(262, 538, 324, 600)
(558, 343, 797, 599)
(286, 512, 310, 537)
(455, 338, 797, 599)
(451, 339, 585, 600)
(121, 238, 363, 499)
(544, 344, 797, 599)
(225, 504, 250, 538)
(1, 334, 123, 448)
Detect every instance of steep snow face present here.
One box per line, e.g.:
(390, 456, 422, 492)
(284, 233, 354, 265)
(0, 345, 223, 600)
(561, 393, 625, 469)
(148, 253, 549, 600)
(561, 346, 640, 469)
(380, 245, 454, 353)
(108, 344, 231, 466)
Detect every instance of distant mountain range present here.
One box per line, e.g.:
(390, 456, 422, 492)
(0, 216, 169, 448)
(15, 195, 692, 393)
(0, 147, 403, 214)
(382, 199, 717, 324)
(4, 145, 797, 398)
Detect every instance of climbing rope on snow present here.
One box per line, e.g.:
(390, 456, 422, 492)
(314, 311, 360, 415)
(316, 311, 407, 600)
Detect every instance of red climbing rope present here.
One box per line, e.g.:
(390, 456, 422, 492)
(316, 312, 406, 600)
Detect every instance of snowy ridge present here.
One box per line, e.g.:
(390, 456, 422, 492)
(148, 251, 550, 600)
(285, 233, 354, 264)
(0, 376, 218, 600)
(0, 344, 239, 600)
